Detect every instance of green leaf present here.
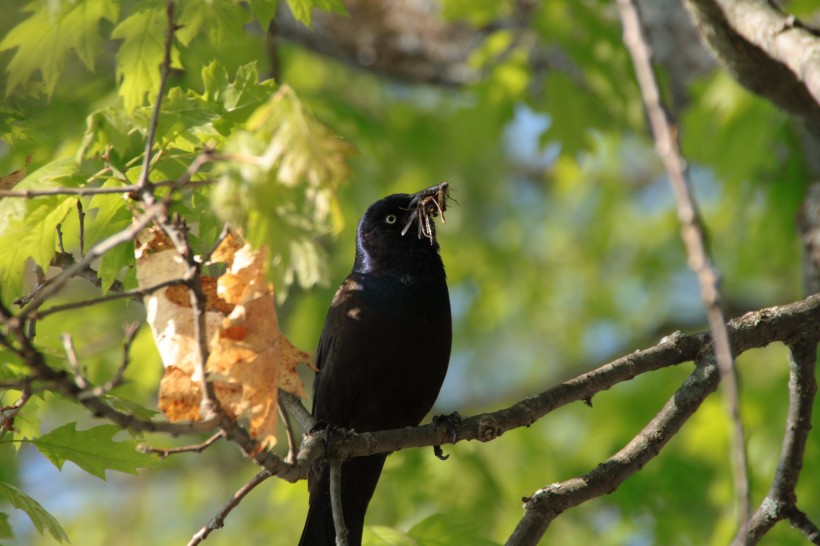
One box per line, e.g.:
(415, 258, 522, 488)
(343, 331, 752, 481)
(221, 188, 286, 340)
(286, 0, 347, 26)
(0, 482, 69, 543)
(543, 71, 609, 153)
(0, 0, 119, 96)
(0, 163, 80, 304)
(97, 241, 134, 293)
(177, 0, 251, 47)
(248, 0, 279, 30)
(11, 396, 41, 450)
(0, 158, 82, 231)
(408, 513, 501, 546)
(363, 526, 416, 546)
(131, 61, 276, 153)
(84, 186, 132, 244)
(111, 7, 174, 112)
(213, 85, 351, 296)
(78, 107, 140, 161)
(98, 395, 158, 421)
(202, 61, 276, 115)
(32, 423, 155, 480)
(0, 511, 12, 539)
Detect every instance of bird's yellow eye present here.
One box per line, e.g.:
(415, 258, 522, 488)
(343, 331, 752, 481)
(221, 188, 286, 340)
(385, 214, 397, 224)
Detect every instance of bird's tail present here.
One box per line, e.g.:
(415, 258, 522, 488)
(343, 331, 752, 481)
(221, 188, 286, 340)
(299, 454, 388, 546)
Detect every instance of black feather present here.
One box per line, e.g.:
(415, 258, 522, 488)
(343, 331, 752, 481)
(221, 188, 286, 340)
(299, 188, 452, 546)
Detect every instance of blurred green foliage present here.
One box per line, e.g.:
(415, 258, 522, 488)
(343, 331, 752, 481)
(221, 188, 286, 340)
(0, 0, 816, 545)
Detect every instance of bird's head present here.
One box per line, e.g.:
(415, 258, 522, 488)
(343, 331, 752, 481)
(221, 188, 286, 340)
(353, 182, 451, 275)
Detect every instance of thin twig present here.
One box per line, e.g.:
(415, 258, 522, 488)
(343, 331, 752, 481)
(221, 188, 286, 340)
(14, 252, 126, 309)
(60, 334, 88, 389)
(77, 323, 141, 400)
(137, 1, 178, 200)
(0, 387, 32, 435)
(787, 506, 820, 544)
(0, 178, 213, 199)
(25, 265, 46, 338)
(77, 200, 85, 255)
(55, 224, 66, 254)
(18, 203, 164, 315)
(139, 431, 225, 459)
(615, 0, 750, 539)
(163, 217, 219, 416)
(202, 224, 233, 265)
(33, 277, 187, 319)
(330, 460, 349, 546)
(166, 147, 215, 198)
(186, 470, 273, 546)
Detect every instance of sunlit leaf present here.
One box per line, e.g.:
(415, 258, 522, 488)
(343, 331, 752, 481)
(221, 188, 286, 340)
(0, 0, 119, 96)
(213, 85, 352, 295)
(286, 0, 348, 26)
(32, 423, 155, 480)
(111, 6, 176, 112)
(10, 395, 42, 450)
(176, 0, 251, 46)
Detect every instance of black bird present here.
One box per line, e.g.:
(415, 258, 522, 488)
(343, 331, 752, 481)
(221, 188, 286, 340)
(299, 185, 452, 546)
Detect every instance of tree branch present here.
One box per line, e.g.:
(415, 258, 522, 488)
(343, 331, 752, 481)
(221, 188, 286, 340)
(682, 0, 820, 126)
(507, 353, 721, 545)
(786, 506, 820, 544)
(140, 431, 225, 460)
(137, 1, 178, 198)
(616, 0, 750, 537)
(746, 335, 819, 543)
(318, 295, 820, 462)
(330, 460, 349, 546)
(186, 469, 273, 546)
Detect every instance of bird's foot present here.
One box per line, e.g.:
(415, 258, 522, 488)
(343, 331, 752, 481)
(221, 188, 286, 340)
(308, 420, 329, 435)
(431, 412, 462, 461)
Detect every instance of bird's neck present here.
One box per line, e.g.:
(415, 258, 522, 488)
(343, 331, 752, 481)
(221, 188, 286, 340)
(352, 251, 445, 281)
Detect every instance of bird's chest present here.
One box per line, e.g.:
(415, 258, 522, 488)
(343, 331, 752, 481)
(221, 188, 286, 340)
(343, 276, 447, 340)
(316, 274, 451, 429)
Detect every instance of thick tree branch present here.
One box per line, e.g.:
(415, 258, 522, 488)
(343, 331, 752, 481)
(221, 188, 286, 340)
(270, 0, 482, 86)
(507, 354, 721, 546)
(798, 182, 820, 295)
(5, 292, 820, 499)
(316, 295, 820, 462)
(683, 0, 820, 126)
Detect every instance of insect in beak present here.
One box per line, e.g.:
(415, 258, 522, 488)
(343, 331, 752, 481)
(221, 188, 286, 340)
(401, 182, 451, 244)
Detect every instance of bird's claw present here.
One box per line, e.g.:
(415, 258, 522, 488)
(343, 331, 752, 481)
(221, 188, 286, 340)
(432, 411, 462, 460)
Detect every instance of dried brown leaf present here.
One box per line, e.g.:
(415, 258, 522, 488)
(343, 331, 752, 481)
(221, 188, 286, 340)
(137, 227, 310, 450)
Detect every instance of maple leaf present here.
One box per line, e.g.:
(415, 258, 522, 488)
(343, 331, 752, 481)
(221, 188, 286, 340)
(136, 228, 310, 449)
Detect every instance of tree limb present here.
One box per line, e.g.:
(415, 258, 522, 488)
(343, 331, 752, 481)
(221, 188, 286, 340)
(617, 0, 750, 536)
(506, 353, 721, 545)
(683, 0, 820, 126)
(746, 335, 819, 543)
(187, 469, 273, 546)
